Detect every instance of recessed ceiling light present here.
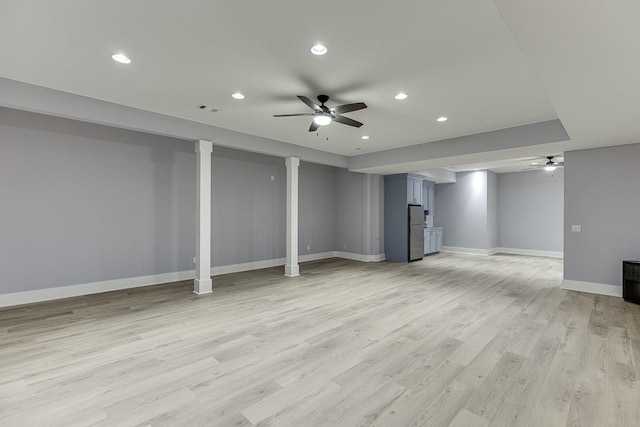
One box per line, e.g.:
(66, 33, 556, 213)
(361, 135, 370, 140)
(436, 116, 448, 122)
(231, 92, 245, 100)
(111, 53, 131, 64)
(310, 44, 328, 55)
(394, 92, 408, 100)
(530, 162, 539, 166)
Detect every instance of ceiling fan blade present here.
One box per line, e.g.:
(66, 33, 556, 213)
(273, 113, 314, 117)
(556, 162, 565, 167)
(298, 96, 322, 112)
(333, 115, 363, 128)
(309, 121, 319, 132)
(331, 102, 367, 114)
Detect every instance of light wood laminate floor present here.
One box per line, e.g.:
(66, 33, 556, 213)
(1, 253, 639, 426)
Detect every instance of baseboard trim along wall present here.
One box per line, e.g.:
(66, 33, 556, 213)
(561, 279, 622, 297)
(0, 251, 385, 308)
(334, 251, 386, 262)
(0, 270, 196, 308)
(442, 246, 497, 256)
(442, 246, 564, 258)
(496, 247, 564, 258)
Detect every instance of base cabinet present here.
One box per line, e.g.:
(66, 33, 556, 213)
(424, 227, 443, 255)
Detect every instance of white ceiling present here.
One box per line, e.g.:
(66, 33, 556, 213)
(1, 1, 639, 173)
(0, 0, 557, 156)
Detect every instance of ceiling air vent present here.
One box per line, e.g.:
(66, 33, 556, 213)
(197, 105, 219, 112)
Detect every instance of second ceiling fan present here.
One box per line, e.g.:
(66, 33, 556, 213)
(526, 156, 565, 171)
(274, 95, 367, 132)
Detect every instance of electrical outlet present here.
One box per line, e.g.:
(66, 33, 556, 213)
(306, 245, 310, 251)
(270, 175, 275, 181)
(571, 225, 582, 232)
(343, 244, 347, 249)
(192, 257, 197, 264)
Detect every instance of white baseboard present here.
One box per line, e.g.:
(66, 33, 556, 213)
(442, 246, 497, 256)
(497, 247, 564, 258)
(0, 251, 385, 308)
(0, 270, 195, 308)
(334, 251, 386, 262)
(210, 252, 338, 276)
(210, 258, 285, 276)
(561, 279, 622, 297)
(300, 251, 340, 262)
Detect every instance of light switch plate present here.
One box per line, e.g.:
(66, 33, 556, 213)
(571, 225, 582, 232)
(192, 257, 197, 264)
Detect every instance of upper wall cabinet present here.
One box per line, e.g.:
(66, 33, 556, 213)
(422, 181, 436, 214)
(407, 176, 423, 205)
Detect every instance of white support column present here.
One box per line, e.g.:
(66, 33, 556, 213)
(194, 140, 213, 295)
(285, 157, 300, 277)
(361, 174, 373, 256)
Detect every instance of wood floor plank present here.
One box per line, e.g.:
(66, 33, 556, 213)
(449, 408, 489, 427)
(0, 253, 639, 426)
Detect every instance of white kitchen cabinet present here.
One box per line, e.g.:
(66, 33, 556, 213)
(424, 227, 444, 255)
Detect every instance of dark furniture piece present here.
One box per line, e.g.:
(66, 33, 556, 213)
(623, 260, 640, 304)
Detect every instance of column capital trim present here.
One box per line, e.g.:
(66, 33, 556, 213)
(195, 139, 213, 153)
(285, 156, 300, 167)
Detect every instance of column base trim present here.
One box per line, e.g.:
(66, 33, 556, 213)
(193, 278, 213, 295)
(284, 264, 300, 277)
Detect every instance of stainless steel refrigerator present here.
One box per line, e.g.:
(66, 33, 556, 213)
(408, 204, 424, 262)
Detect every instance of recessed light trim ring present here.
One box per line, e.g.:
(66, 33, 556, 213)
(310, 44, 328, 55)
(112, 53, 131, 64)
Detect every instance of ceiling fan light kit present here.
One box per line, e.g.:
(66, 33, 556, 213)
(313, 113, 332, 126)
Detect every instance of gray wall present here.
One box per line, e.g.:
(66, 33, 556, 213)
(299, 161, 338, 256)
(435, 171, 492, 250)
(564, 144, 640, 286)
(335, 170, 384, 256)
(0, 107, 379, 295)
(210, 152, 338, 265)
(336, 169, 364, 254)
(0, 107, 196, 293)
(497, 169, 564, 252)
(487, 171, 498, 249)
(210, 148, 286, 266)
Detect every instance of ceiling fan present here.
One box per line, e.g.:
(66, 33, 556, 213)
(273, 95, 367, 132)
(526, 156, 565, 171)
